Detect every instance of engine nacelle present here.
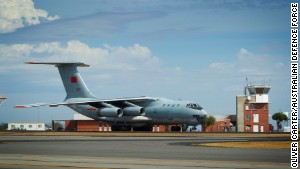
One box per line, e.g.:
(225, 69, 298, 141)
(123, 106, 146, 116)
(98, 108, 123, 117)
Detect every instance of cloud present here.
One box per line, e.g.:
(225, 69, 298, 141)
(0, 10, 166, 43)
(0, 0, 60, 33)
(209, 48, 286, 77)
(209, 62, 234, 70)
(0, 40, 161, 73)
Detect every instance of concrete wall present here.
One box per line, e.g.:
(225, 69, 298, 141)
(236, 96, 246, 132)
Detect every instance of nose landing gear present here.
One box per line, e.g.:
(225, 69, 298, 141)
(193, 115, 205, 123)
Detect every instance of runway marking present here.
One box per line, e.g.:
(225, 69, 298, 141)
(0, 135, 290, 168)
(194, 141, 296, 149)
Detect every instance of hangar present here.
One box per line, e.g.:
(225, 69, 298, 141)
(52, 114, 168, 132)
(52, 113, 237, 132)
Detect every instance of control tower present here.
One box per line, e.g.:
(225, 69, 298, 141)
(236, 84, 271, 132)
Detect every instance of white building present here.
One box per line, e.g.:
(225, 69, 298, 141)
(73, 113, 93, 120)
(7, 122, 46, 131)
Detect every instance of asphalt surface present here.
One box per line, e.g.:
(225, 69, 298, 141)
(0, 134, 291, 169)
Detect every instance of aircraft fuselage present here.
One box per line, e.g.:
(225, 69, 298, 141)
(68, 98, 207, 128)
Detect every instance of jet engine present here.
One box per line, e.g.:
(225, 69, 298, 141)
(98, 107, 123, 117)
(123, 106, 146, 116)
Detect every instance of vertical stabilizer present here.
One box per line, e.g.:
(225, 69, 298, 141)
(26, 62, 96, 99)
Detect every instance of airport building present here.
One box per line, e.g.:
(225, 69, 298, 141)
(54, 113, 237, 132)
(205, 115, 235, 132)
(53, 113, 167, 132)
(236, 84, 271, 132)
(53, 113, 198, 132)
(7, 122, 46, 131)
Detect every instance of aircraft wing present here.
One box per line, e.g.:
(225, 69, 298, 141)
(15, 96, 156, 108)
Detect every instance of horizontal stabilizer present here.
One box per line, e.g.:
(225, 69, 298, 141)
(25, 62, 89, 67)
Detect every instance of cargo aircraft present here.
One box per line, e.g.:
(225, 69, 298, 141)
(16, 62, 207, 131)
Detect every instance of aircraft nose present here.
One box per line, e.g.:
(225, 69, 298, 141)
(193, 109, 208, 123)
(201, 109, 208, 116)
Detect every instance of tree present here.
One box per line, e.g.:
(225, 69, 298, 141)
(200, 115, 216, 132)
(0, 123, 7, 131)
(272, 112, 288, 132)
(53, 122, 63, 131)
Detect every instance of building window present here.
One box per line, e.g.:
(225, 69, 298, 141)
(246, 115, 251, 120)
(246, 125, 251, 130)
(247, 104, 258, 110)
(253, 114, 259, 123)
(264, 105, 267, 110)
(252, 104, 258, 110)
(245, 105, 250, 110)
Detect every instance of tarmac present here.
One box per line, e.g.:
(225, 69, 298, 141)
(0, 133, 291, 169)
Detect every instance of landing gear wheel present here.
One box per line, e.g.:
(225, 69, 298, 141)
(133, 125, 153, 131)
(111, 125, 131, 131)
(171, 126, 181, 132)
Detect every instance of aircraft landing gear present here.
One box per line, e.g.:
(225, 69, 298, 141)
(171, 126, 181, 132)
(111, 125, 131, 131)
(132, 125, 153, 132)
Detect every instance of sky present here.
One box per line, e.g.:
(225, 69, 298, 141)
(0, 0, 292, 126)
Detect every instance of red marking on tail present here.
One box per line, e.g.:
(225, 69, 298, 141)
(71, 76, 77, 83)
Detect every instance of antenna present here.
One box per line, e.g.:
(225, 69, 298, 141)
(247, 96, 251, 101)
(0, 96, 7, 106)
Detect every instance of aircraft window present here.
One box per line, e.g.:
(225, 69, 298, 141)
(163, 104, 166, 107)
(171, 104, 175, 107)
(167, 104, 170, 107)
(186, 103, 203, 109)
(177, 104, 180, 107)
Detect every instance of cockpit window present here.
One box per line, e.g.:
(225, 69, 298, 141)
(186, 103, 203, 110)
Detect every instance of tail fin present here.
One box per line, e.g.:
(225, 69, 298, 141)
(26, 62, 96, 100)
